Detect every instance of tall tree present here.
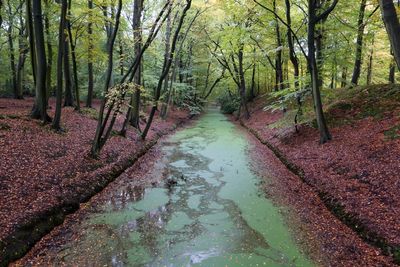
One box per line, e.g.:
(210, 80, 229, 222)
(44, 0, 52, 98)
(67, 0, 80, 111)
(351, 0, 367, 85)
(86, 0, 94, 108)
(52, 0, 67, 130)
(90, 0, 123, 157)
(31, 0, 50, 122)
(141, 0, 193, 140)
(285, 0, 299, 90)
(380, 0, 400, 70)
(5, 0, 18, 98)
(26, 0, 37, 85)
(273, 0, 284, 91)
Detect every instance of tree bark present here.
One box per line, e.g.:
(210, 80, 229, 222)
(285, 0, 299, 90)
(52, 0, 67, 130)
(380, 0, 400, 70)
(26, 0, 37, 86)
(6, 0, 18, 98)
(366, 36, 374, 85)
(351, 0, 367, 85)
(273, 0, 284, 91)
(63, 29, 74, 107)
(16, 10, 27, 99)
(308, 0, 333, 143)
(31, 0, 50, 122)
(44, 0, 52, 99)
(91, 0, 123, 157)
(389, 46, 396, 83)
(141, 0, 192, 140)
(67, 0, 80, 111)
(86, 0, 94, 107)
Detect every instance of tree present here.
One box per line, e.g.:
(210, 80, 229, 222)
(380, 0, 400, 70)
(141, 0, 193, 140)
(31, 0, 50, 122)
(350, 0, 367, 85)
(90, 0, 123, 158)
(52, 0, 67, 130)
(86, 0, 94, 108)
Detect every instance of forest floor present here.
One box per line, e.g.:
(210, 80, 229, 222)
(0, 97, 190, 265)
(240, 84, 400, 265)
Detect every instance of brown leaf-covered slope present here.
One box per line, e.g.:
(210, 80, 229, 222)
(0, 98, 189, 264)
(242, 84, 400, 264)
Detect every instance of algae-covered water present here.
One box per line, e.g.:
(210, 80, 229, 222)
(54, 110, 314, 266)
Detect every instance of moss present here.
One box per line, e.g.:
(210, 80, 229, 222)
(81, 107, 99, 121)
(384, 125, 400, 140)
(0, 122, 11, 131)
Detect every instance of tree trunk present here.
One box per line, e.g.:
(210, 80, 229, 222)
(91, 0, 123, 158)
(44, 0, 52, 99)
(366, 36, 374, 85)
(285, 0, 299, 89)
(238, 46, 250, 119)
(389, 46, 396, 83)
(63, 23, 74, 107)
(16, 12, 28, 99)
(142, 0, 192, 140)
(6, 0, 18, 98)
(86, 0, 94, 107)
(341, 66, 347, 87)
(308, 0, 331, 143)
(380, 0, 400, 70)
(26, 0, 37, 86)
(52, 0, 67, 130)
(273, 0, 284, 91)
(67, 0, 80, 111)
(351, 0, 367, 85)
(31, 0, 50, 122)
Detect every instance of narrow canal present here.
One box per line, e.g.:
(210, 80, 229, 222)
(38, 110, 314, 266)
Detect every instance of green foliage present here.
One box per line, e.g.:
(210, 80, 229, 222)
(217, 91, 240, 114)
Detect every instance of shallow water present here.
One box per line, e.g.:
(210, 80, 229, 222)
(54, 110, 314, 267)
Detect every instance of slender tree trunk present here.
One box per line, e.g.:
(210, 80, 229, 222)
(238, 46, 250, 119)
(0, 0, 3, 27)
(273, 0, 284, 91)
(86, 0, 94, 107)
(125, 0, 143, 133)
(142, 0, 192, 140)
(351, 0, 367, 85)
(308, 0, 332, 143)
(285, 0, 299, 90)
(119, 38, 124, 76)
(31, 0, 50, 122)
(44, 0, 52, 99)
(380, 0, 400, 70)
(63, 19, 74, 107)
(26, 0, 37, 86)
(67, 0, 80, 111)
(366, 36, 374, 85)
(341, 66, 347, 87)
(389, 47, 396, 83)
(52, 0, 67, 130)
(6, 0, 18, 98)
(91, 0, 123, 157)
(159, 7, 172, 117)
(16, 12, 27, 99)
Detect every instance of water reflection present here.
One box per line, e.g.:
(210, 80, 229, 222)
(52, 110, 314, 267)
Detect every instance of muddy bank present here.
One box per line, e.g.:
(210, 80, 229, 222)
(234, 91, 400, 265)
(0, 98, 190, 266)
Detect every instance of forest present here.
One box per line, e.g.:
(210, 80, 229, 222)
(1, 0, 400, 266)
